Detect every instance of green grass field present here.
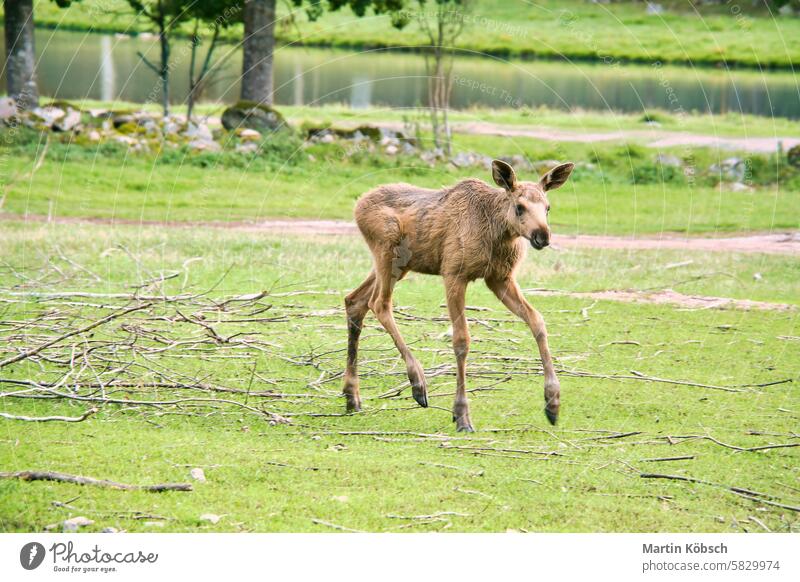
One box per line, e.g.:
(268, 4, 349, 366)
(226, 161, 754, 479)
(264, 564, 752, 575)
(3, 112, 799, 234)
(0, 222, 798, 532)
(13, 0, 800, 68)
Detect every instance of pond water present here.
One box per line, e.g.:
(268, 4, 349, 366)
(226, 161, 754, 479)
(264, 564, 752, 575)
(5, 29, 800, 118)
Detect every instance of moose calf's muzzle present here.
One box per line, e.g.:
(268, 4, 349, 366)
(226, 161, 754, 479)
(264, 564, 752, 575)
(530, 229, 550, 250)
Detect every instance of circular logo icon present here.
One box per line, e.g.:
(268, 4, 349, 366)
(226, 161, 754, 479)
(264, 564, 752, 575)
(20, 542, 46, 570)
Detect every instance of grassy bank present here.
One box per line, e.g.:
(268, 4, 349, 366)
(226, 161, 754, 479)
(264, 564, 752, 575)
(2, 121, 799, 234)
(11, 0, 800, 69)
(0, 222, 798, 532)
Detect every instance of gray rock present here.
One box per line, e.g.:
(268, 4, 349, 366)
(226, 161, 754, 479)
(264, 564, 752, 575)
(646, 2, 664, 15)
(727, 181, 752, 192)
(710, 157, 746, 182)
(497, 155, 532, 171)
(188, 139, 221, 152)
(53, 109, 81, 132)
(655, 154, 682, 167)
(184, 122, 213, 141)
(190, 468, 207, 482)
(63, 516, 94, 532)
(451, 151, 492, 169)
(238, 128, 261, 141)
(30, 106, 65, 128)
(235, 142, 259, 154)
(0, 97, 17, 121)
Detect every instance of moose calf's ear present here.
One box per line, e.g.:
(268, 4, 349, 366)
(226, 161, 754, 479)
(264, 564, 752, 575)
(492, 159, 517, 191)
(540, 162, 575, 191)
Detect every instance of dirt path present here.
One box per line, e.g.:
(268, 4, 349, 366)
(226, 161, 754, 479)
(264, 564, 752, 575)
(525, 288, 795, 312)
(369, 121, 800, 153)
(3, 214, 799, 255)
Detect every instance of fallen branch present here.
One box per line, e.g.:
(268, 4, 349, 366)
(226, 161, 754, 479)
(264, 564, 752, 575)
(640, 473, 799, 512)
(0, 303, 150, 368)
(0, 407, 98, 423)
(0, 470, 192, 492)
(310, 518, 364, 533)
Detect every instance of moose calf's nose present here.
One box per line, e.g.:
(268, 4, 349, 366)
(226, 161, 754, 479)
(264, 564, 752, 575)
(532, 230, 550, 249)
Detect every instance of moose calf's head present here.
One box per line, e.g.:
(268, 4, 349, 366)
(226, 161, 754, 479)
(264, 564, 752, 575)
(492, 159, 575, 250)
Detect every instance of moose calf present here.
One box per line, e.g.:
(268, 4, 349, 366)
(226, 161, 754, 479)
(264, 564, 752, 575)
(343, 159, 574, 431)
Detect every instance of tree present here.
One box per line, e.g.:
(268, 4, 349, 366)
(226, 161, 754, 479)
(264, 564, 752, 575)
(4, 0, 38, 109)
(185, 0, 242, 120)
(4, 0, 86, 110)
(411, 0, 471, 156)
(240, 0, 276, 104)
(239, 0, 406, 105)
(125, 0, 191, 115)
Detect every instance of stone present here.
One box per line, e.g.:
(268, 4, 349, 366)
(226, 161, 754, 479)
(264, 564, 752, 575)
(88, 130, 101, 142)
(53, 109, 81, 132)
(727, 181, 752, 192)
(188, 139, 221, 152)
(497, 154, 532, 171)
(710, 157, 745, 182)
(184, 122, 213, 141)
(451, 151, 492, 169)
(190, 468, 206, 482)
(63, 516, 94, 532)
(199, 513, 221, 524)
(0, 97, 17, 121)
(655, 154, 682, 167)
(30, 106, 65, 128)
(238, 128, 262, 141)
(385, 144, 399, 156)
(221, 101, 288, 133)
(236, 142, 259, 154)
(646, 2, 664, 15)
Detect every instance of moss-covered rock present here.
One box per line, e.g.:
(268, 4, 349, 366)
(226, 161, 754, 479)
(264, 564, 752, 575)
(221, 101, 288, 133)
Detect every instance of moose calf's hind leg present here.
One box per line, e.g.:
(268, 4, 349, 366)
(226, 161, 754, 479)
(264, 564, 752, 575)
(342, 272, 375, 412)
(369, 258, 428, 408)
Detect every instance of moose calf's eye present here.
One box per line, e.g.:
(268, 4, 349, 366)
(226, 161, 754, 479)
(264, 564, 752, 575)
(516, 204, 525, 216)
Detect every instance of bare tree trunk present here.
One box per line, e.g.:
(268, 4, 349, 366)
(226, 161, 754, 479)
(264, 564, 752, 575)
(3, 0, 39, 110)
(187, 21, 221, 122)
(241, 0, 276, 104)
(158, 15, 170, 116)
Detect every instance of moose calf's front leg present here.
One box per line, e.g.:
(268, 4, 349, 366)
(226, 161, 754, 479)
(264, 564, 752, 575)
(488, 277, 560, 425)
(445, 278, 473, 432)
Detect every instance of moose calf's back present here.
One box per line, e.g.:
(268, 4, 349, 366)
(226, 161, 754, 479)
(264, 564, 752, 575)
(354, 178, 524, 281)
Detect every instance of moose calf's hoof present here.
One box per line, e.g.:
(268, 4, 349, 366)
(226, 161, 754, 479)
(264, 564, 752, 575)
(544, 406, 558, 425)
(407, 360, 428, 408)
(345, 393, 362, 413)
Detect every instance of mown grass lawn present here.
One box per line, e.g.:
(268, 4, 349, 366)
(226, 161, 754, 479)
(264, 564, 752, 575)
(3, 136, 798, 234)
(0, 223, 797, 532)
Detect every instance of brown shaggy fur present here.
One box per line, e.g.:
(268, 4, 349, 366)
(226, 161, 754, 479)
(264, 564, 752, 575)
(343, 160, 574, 431)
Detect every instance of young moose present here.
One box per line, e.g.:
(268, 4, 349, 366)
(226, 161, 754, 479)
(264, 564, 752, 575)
(343, 159, 574, 431)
